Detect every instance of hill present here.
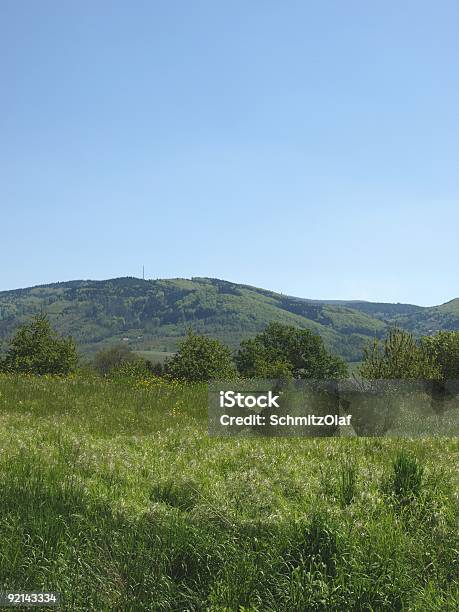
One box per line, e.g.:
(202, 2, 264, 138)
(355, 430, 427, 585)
(0, 277, 458, 362)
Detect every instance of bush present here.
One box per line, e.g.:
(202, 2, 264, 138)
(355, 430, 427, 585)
(108, 359, 154, 381)
(236, 322, 348, 379)
(93, 344, 137, 376)
(421, 331, 459, 411)
(165, 330, 237, 382)
(421, 330, 459, 381)
(1, 313, 77, 375)
(359, 328, 440, 380)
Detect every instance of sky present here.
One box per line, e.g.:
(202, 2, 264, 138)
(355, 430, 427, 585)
(1, 1, 458, 306)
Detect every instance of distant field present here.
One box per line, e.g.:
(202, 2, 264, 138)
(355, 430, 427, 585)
(136, 350, 175, 364)
(0, 375, 458, 610)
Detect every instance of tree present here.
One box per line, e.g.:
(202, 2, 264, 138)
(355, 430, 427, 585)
(236, 322, 348, 379)
(359, 328, 440, 380)
(1, 313, 77, 375)
(421, 331, 459, 381)
(421, 331, 459, 411)
(166, 330, 237, 382)
(93, 344, 137, 376)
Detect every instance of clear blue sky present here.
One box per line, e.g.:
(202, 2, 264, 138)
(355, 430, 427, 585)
(1, 1, 458, 305)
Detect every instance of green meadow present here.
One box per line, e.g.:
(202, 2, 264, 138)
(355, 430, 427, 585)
(0, 374, 458, 611)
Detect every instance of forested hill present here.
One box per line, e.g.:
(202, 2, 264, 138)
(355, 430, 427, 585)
(0, 277, 458, 362)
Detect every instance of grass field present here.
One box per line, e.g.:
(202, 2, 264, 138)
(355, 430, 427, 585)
(0, 374, 458, 611)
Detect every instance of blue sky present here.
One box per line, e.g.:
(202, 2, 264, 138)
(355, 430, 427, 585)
(1, 1, 458, 305)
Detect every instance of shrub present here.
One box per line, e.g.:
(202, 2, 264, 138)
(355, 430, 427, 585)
(149, 361, 164, 376)
(93, 344, 137, 376)
(236, 322, 348, 379)
(1, 313, 77, 375)
(165, 330, 237, 382)
(421, 331, 459, 381)
(108, 358, 154, 381)
(359, 328, 440, 380)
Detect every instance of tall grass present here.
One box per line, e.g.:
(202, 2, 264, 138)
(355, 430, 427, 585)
(389, 451, 424, 502)
(338, 460, 358, 507)
(0, 374, 458, 610)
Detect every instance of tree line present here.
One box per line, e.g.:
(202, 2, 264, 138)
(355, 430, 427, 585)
(1, 313, 459, 386)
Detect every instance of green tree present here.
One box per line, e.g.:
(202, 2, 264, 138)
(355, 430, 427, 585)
(1, 314, 77, 375)
(359, 328, 440, 380)
(421, 331, 459, 381)
(93, 344, 137, 376)
(420, 331, 459, 411)
(236, 322, 348, 379)
(166, 330, 237, 382)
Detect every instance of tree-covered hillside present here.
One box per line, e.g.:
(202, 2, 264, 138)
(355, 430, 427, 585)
(385, 303, 459, 336)
(0, 277, 457, 361)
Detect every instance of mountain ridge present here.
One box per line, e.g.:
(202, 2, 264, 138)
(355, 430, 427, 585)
(0, 277, 458, 362)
